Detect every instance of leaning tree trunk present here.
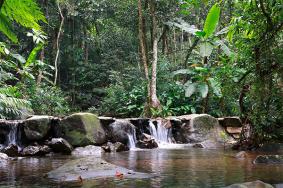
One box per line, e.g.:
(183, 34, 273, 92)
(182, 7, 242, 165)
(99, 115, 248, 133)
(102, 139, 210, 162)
(53, 0, 64, 85)
(149, 0, 161, 111)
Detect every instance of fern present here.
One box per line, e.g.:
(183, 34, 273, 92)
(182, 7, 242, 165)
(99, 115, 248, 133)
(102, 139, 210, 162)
(0, 87, 31, 119)
(0, 0, 46, 42)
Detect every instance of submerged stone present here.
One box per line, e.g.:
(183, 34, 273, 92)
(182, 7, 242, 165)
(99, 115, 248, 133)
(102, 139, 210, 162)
(72, 145, 102, 157)
(60, 113, 106, 147)
(225, 180, 273, 188)
(47, 157, 154, 182)
(254, 155, 283, 164)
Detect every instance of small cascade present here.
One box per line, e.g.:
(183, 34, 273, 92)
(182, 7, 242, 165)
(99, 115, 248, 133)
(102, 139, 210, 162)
(5, 121, 21, 148)
(127, 129, 137, 150)
(149, 120, 172, 144)
(7, 123, 17, 145)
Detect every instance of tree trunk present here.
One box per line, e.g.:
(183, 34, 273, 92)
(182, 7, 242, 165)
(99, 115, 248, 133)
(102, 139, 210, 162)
(53, 1, 64, 85)
(138, 0, 149, 81)
(36, 49, 44, 86)
(149, 0, 161, 110)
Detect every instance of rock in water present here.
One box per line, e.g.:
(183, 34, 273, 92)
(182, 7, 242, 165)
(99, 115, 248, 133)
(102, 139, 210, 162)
(136, 133, 158, 149)
(1, 144, 19, 157)
(60, 113, 106, 147)
(108, 120, 136, 145)
(101, 142, 129, 152)
(24, 116, 53, 141)
(49, 138, 73, 154)
(225, 180, 273, 188)
(254, 155, 283, 164)
(0, 152, 9, 160)
(47, 157, 153, 182)
(21, 145, 51, 156)
(174, 114, 234, 148)
(235, 151, 248, 159)
(72, 145, 102, 157)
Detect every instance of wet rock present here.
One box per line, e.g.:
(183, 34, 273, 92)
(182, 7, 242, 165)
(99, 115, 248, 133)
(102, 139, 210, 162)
(235, 151, 248, 159)
(222, 117, 242, 127)
(225, 180, 273, 188)
(60, 113, 106, 147)
(21, 145, 51, 156)
(0, 152, 9, 160)
(257, 143, 283, 153)
(173, 114, 234, 147)
(24, 116, 53, 141)
(136, 133, 158, 149)
(49, 138, 73, 154)
(253, 155, 283, 164)
(72, 145, 102, 157)
(226, 127, 242, 134)
(108, 120, 136, 145)
(192, 140, 223, 149)
(101, 142, 129, 152)
(47, 157, 154, 182)
(1, 144, 19, 157)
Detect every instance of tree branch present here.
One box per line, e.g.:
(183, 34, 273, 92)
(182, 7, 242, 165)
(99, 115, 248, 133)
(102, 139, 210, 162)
(258, 0, 273, 29)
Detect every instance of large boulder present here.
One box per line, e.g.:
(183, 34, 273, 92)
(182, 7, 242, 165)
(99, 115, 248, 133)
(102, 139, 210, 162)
(225, 180, 273, 188)
(174, 114, 233, 146)
(48, 138, 73, 154)
(47, 157, 153, 182)
(21, 145, 51, 156)
(108, 120, 136, 145)
(72, 145, 102, 157)
(60, 113, 106, 147)
(24, 116, 53, 141)
(253, 155, 283, 164)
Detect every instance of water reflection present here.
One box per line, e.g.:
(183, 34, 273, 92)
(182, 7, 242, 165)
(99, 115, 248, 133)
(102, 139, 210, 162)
(1, 149, 283, 188)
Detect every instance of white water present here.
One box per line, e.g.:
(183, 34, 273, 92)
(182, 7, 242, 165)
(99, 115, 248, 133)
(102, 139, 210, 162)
(149, 120, 172, 145)
(127, 129, 137, 150)
(7, 123, 18, 145)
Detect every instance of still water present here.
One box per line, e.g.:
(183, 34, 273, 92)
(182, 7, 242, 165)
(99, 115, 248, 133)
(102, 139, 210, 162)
(1, 148, 283, 188)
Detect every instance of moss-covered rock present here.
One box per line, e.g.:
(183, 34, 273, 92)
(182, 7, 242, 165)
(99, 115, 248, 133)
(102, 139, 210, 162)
(24, 116, 53, 141)
(60, 113, 106, 147)
(173, 114, 234, 147)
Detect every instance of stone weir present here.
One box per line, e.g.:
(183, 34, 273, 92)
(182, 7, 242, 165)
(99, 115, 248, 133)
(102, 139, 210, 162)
(0, 113, 243, 157)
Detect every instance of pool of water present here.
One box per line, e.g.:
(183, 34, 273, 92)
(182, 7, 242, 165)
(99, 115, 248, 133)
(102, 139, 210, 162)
(1, 148, 283, 188)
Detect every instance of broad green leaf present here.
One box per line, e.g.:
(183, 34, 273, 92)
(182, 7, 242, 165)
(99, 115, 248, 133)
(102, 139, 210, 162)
(25, 43, 44, 68)
(167, 19, 200, 35)
(198, 83, 209, 98)
(173, 69, 195, 76)
(199, 42, 213, 57)
(203, 3, 221, 38)
(214, 40, 232, 57)
(185, 82, 197, 97)
(11, 54, 26, 64)
(0, 13, 18, 43)
(208, 78, 222, 97)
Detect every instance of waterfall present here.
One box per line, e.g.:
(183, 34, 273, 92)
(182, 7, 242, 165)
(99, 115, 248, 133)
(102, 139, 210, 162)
(7, 123, 17, 145)
(127, 129, 137, 150)
(149, 120, 172, 144)
(5, 121, 21, 148)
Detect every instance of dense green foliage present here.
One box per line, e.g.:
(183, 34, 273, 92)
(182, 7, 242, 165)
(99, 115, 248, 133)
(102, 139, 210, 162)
(0, 0, 282, 143)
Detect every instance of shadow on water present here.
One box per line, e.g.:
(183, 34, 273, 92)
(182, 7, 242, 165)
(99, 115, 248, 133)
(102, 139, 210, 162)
(1, 148, 283, 187)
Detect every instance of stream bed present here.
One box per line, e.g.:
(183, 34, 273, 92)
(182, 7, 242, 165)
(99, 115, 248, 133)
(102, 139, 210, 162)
(1, 148, 283, 188)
